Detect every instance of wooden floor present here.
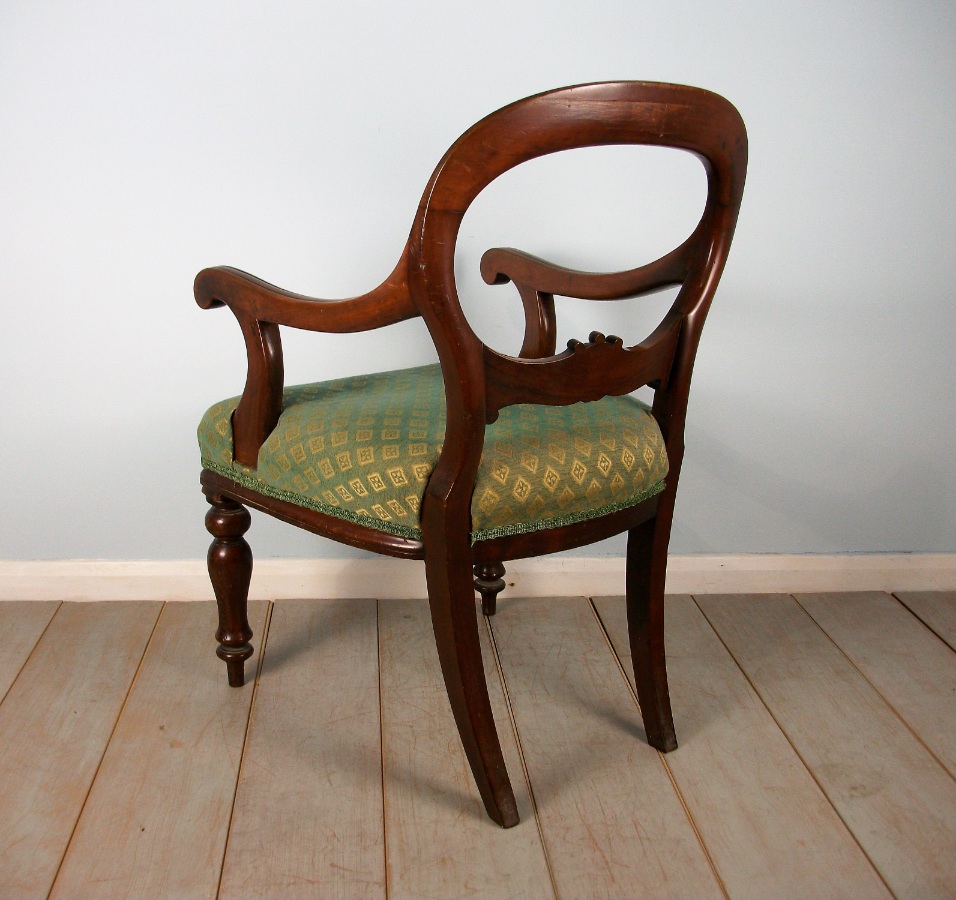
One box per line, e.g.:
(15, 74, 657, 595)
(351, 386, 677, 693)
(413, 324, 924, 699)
(1, 591, 955, 898)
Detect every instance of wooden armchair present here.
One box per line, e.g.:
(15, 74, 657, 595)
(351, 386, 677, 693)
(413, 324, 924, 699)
(196, 81, 747, 828)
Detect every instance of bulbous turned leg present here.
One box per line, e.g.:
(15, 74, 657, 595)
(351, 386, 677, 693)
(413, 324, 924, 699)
(473, 562, 506, 617)
(205, 495, 254, 687)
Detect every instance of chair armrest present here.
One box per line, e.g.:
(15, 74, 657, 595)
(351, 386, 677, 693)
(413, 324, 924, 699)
(480, 242, 690, 301)
(194, 248, 417, 333)
(196, 247, 418, 466)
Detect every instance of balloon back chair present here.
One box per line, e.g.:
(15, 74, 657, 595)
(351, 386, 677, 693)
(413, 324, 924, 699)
(196, 81, 747, 828)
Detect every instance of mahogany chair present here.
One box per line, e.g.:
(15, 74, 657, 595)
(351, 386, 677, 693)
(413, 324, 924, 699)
(196, 81, 747, 828)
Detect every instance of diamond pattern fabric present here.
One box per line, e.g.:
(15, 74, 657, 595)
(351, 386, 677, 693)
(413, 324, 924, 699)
(198, 364, 668, 542)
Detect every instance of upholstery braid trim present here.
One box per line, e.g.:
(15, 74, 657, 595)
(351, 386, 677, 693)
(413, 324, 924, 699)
(201, 457, 666, 544)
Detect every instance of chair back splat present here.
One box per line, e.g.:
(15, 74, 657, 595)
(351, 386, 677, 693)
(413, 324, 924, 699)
(195, 81, 747, 827)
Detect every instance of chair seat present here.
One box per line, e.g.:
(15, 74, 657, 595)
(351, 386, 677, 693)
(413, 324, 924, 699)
(198, 364, 668, 542)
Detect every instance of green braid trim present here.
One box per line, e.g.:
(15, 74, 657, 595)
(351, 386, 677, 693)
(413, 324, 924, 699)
(203, 457, 666, 544)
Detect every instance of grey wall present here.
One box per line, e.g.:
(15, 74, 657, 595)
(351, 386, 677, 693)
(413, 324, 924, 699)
(1, 1, 953, 560)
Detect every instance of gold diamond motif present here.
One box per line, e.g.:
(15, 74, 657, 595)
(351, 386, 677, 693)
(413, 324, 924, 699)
(386, 499, 407, 517)
(543, 466, 560, 492)
(478, 489, 499, 513)
(199, 363, 669, 543)
(512, 476, 532, 502)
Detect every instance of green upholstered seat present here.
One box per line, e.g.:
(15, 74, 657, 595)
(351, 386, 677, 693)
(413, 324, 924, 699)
(198, 364, 668, 542)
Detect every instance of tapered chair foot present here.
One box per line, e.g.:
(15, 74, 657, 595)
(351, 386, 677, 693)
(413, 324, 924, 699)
(626, 517, 678, 752)
(427, 549, 519, 826)
(473, 562, 506, 616)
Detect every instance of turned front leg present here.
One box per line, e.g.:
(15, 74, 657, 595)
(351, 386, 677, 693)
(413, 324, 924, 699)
(205, 496, 254, 686)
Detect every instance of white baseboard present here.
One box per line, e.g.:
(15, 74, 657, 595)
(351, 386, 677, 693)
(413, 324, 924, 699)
(0, 554, 952, 601)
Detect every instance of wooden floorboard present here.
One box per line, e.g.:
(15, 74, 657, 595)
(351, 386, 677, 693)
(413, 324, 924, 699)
(50, 601, 268, 900)
(490, 596, 722, 899)
(218, 599, 386, 899)
(378, 598, 552, 899)
(0, 600, 60, 702)
(696, 592, 956, 898)
(894, 590, 956, 651)
(796, 591, 956, 779)
(3, 592, 956, 896)
(0, 601, 161, 898)
(593, 594, 890, 899)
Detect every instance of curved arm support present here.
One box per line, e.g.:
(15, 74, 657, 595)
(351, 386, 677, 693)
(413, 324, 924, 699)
(516, 283, 557, 358)
(197, 247, 419, 466)
(231, 315, 283, 467)
(480, 239, 691, 301)
(195, 247, 417, 334)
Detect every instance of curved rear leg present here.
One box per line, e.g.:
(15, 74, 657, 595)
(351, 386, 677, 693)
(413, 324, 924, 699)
(473, 562, 506, 616)
(626, 515, 677, 752)
(426, 552, 519, 827)
(205, 495, 254, 687)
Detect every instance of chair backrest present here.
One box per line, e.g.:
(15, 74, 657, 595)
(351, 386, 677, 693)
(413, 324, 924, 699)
(408, 81, 747, 523)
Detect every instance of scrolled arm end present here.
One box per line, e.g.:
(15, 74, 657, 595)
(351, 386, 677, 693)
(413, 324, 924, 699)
(479, 249, 518, 286)
(194, 266, 247, 311)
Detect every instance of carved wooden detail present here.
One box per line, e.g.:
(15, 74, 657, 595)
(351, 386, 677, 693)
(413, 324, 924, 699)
(483, 317, 682, 421)
(195, 81, 747, 828)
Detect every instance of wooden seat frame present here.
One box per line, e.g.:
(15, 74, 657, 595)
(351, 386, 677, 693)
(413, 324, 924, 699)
(196, 81, 747, 828)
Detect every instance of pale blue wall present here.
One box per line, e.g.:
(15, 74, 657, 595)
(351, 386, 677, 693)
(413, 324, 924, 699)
(1, 0, 953, 558)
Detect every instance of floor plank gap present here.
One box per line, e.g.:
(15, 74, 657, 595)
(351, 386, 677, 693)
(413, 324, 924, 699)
(588, 598, 731, 900)
(893, 591, 956, 653)
(376, 600, 390, 900)
(48, 601, 166, 896)
(689, 593, 898, 898)
(0, 601, 62, 706)
(794, 592, 956, 784)
(484, 613, 560, 898)
(216, 599, 275, 900)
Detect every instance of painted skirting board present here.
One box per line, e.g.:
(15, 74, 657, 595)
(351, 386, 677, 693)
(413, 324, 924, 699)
(0, 555, 953, 601)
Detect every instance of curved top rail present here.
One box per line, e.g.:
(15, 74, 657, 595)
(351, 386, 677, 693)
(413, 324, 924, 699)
(406, 81, 747, 532)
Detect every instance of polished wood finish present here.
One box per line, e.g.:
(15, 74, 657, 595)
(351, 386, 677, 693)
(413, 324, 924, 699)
(196, 82, 747, 825)
(474, 562, 506, 616)
(204, 494, 254, 686)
